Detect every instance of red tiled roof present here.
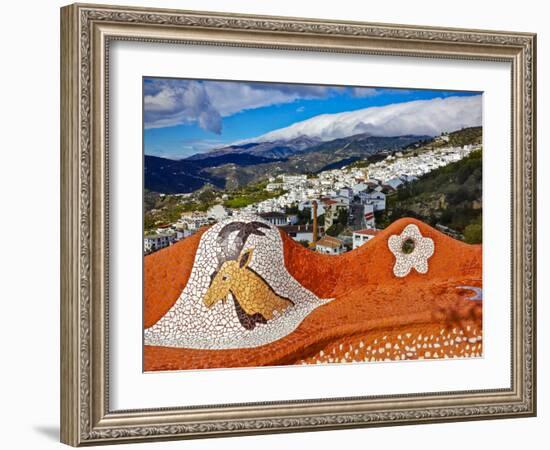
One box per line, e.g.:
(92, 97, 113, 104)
(316, 236, 343, 249)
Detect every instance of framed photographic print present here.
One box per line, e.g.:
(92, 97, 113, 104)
(60, 3, 537, 446)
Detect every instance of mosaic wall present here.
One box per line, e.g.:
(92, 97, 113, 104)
(144, 214, 334, 349)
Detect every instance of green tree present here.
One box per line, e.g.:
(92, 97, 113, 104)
(294, 207, 312, 225)
(326, 223, 344, 237)
(337, 208, 349, 226)
(464, 224, 482, 244)
(317, 214, 325, 226)
(198, 189, 216, 204)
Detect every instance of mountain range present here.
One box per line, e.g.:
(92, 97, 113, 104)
(187, 136, 322, 161)
(145, 133, 429, 194)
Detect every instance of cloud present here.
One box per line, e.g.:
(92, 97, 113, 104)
(143, 79, 344, 132)
(351, 87, 378, 97)
(144, 80, 222, 133)
(244, 95, 482, 143)
(203, 81, 340, 117)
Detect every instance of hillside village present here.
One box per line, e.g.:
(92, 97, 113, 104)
(144, 136, 481, 255)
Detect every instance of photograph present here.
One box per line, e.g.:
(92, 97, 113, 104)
(142, 78, 484, 371)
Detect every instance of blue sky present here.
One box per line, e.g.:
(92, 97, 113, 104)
(144, 77, 480, 160)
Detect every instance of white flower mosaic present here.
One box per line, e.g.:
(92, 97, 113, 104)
(144, 214, 334, 349)
(388, 224, 435, 277)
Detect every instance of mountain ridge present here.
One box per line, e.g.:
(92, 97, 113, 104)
(187, 135, 322, 161)
(145, 133, 429, 193)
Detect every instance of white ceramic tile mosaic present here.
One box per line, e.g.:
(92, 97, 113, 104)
(388, 224, 435, 277)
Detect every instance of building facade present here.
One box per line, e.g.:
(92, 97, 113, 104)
(279, 224, 322, 243)
(322, 199, 349, 229)
(315, 236, 345, 255)
(259, 211, 288, 226)
(352, 228, 380, 249)
(144, 232, 176, 253)
(362, 204, 376, 229)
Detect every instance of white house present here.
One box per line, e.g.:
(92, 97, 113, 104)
(282, 174, 307, 183)
(266, 182, 283, 192)
(383, 177, 404, 191)
(333, 195, 351, 206)
(351, 183, 368, 194)
(259, 211, 287, 226)
(144, 231, 176, 253)
(359, 191, 386, 212)
(155, 225, 174, 235)
(338, 187, 354, 199)
(179, 212, 209, 231)
(352, 228, 380, 249)
(175, 229, 194, 241)
(315, 236, 345, 255)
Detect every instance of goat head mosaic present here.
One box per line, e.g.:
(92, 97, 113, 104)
(203, 221, 294, 330)
(204, 247, 295, 330)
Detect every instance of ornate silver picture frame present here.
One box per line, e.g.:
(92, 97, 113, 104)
(60, 3, 536, 446)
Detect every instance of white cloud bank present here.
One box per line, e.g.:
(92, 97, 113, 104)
(245, 95, 482, 143)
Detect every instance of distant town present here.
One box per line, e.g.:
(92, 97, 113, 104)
(144, 135, 481, 256)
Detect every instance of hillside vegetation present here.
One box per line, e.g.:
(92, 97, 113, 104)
(378, 148, 482, 243)
(444, 126, 482, 147)
(223, 181, 285, 208)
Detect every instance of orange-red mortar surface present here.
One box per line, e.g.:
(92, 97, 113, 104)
(143, 218, 482, 371)
(143, 227, 205, 329)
